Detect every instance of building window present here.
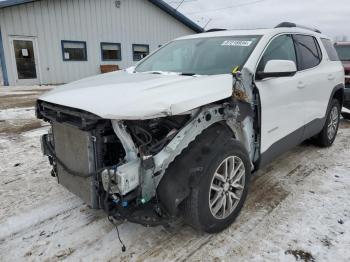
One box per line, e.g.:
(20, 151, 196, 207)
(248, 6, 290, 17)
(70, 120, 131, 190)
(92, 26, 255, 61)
(101, 42, 121, 61)
(61, 40, 87, 61)
(133, 44, 149, 61)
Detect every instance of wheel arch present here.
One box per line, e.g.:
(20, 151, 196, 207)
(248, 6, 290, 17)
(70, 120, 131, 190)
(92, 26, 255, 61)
(156, 122, 239, 216)
(332, 85, 344, 108)
(328, 83, 344, 110)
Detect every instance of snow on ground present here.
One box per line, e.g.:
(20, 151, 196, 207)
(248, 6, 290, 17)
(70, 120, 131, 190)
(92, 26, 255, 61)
(0, 87, 350, 261)
(0, 107, 35, 120)
(0, 86, 51, 133)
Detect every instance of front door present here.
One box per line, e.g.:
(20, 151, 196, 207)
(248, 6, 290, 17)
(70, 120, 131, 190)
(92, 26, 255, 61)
(10, 37, 40, 85)
(255, 34, 306, 163)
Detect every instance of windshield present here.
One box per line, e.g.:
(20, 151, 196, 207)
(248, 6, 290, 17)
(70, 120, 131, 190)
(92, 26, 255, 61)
(335, 45, 350, 61)
(135, 36, 261, 75)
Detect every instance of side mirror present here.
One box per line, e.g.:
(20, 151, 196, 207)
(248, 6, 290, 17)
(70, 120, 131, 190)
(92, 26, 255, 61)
(256, 60, 297, 79)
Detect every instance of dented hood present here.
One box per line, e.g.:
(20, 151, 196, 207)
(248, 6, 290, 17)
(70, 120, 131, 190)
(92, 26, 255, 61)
(39, 70, 233, 119)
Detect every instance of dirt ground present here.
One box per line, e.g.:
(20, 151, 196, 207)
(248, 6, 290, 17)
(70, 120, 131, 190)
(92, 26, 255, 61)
(0, 86, 51, 133)
(0, 87, 349, 262)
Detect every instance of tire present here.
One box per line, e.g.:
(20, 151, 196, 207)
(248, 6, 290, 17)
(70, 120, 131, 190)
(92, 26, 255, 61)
(179, 125, 251, 233)
(341, 112, 350, 120)
(315, 99, 340, 147)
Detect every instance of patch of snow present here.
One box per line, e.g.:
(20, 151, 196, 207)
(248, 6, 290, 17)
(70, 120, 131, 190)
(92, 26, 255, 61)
(0, 91, 41, 96)
(22, 126, 50, 137)
(0, 85, 53, 92)
(342, 107, 350, 114)
(0, 197, 82, 240)
(0, 107, 35, 120)
(0, 118, 349, 261)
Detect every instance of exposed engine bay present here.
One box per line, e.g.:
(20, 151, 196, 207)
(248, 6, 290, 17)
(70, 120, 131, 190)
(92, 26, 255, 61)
(36, 69, 260, 226)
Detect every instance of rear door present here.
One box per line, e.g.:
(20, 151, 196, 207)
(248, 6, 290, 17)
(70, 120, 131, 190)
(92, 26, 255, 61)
(292, 35, 325, 126)
(255, 34, 305, 159)
(293, 35, 344, 139)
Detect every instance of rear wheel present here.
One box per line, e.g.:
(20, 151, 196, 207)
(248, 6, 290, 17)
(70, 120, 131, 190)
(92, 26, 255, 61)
(315, 99, 340, 147)
(180, 129, 251, 233)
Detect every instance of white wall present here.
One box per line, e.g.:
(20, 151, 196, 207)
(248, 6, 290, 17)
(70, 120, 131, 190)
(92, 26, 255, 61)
(0, 61, 3, 86)
(0, 0, 194, 85)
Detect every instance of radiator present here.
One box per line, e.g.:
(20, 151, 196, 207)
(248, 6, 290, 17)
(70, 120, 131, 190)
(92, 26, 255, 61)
(52, 122, 100, 208)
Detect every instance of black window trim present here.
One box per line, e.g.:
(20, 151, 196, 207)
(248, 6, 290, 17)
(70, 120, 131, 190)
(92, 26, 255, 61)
(61, 40, 87, 61)
(255, 33, 297, 76)
(100, 42, 122, 61)
(132, 44, 150, 61)
(255, 33, 323, 77)
(291, 34, 323, 72)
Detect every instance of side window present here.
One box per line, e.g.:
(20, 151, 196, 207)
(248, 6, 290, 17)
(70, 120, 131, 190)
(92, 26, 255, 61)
(293, 35, 322, 70)
(61, 40, 87, 61)
(101, 43, 121, 61)
(133, 44, 149, 61)
(257, 34, 296, 72)
(321, 39, 340, 61)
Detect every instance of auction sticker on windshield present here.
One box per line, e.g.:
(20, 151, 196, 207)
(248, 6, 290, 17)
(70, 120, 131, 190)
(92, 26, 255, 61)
(221, 40, 253, 46)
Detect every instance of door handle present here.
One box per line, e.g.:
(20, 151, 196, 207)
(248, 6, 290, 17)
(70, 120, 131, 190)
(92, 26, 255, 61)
(297, 82, 306, 89)
(328, 74, 335, 81)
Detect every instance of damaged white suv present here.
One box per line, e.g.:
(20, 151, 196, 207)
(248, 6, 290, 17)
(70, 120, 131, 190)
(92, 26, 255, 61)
(37, 23, 344, 233)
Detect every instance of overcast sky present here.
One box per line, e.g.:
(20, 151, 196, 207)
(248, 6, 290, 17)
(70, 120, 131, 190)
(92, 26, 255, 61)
(0, 0, 348, 39)
(165, 0, 350, 40)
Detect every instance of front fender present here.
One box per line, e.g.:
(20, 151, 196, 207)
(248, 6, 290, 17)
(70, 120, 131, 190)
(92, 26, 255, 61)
(156, 123, 234, 216)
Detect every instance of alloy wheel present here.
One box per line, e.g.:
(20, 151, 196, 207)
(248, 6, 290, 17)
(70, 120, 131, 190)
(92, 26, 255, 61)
(209, 156, 246, 219)
(327, 106, 339, 140)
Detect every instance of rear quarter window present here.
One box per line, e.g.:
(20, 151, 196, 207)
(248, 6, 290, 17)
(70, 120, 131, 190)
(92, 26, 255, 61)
(321, 39, 340, 61)
(293, 35, 322, 70)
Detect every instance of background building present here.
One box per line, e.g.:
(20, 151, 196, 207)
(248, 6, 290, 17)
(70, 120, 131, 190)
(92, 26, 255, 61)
(0, 0, 203, 86)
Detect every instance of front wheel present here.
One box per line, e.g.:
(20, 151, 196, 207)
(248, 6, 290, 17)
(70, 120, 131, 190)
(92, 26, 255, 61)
(180, 133, 251, 233)
(315, 99, 340, 147)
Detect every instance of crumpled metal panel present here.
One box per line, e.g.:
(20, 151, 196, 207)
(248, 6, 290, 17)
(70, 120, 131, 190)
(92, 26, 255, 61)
(39, 70, 233, 120)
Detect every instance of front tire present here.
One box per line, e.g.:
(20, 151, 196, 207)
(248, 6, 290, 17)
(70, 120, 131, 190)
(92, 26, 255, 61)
(180, 127, 251, 233)
(315, 99, 340, 147)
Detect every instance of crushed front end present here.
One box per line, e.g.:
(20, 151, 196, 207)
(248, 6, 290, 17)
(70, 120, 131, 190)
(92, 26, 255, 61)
(36, 69, 259, 227)
(36, 100, 191, 225)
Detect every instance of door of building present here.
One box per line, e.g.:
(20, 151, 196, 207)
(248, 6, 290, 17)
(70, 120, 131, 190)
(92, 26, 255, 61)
(9, 36, 40, 85)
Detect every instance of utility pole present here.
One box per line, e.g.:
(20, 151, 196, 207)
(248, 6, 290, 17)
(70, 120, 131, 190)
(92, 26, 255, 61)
(203, 18, 212, 30)
(175, 0, 185, 10)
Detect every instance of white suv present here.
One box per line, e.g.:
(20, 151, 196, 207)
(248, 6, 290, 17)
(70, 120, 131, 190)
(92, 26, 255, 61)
(37, 22, 344, 233)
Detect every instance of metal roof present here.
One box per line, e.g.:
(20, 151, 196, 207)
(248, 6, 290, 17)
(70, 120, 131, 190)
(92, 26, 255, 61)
(148, 0, 203, 33)
(0, 0, 204, 33)
(0, 0, 35, 8)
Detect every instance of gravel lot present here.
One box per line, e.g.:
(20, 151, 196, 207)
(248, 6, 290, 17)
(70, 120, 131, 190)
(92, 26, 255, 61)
(0, 87, 349, 262)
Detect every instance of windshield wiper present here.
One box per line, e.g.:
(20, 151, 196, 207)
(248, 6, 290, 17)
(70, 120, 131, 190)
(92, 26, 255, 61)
(149, 71, 165, 74)
(141, 70, 178, 75)
(180, 72, 197, 76)
(141, 70, 198, 76)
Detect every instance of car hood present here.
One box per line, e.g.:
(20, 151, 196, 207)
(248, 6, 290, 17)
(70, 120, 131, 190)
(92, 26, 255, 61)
(39, 70, 233, 119)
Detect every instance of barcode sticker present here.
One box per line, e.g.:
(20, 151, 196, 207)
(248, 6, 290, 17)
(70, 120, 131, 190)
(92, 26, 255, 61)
(221, 40, 253, 46)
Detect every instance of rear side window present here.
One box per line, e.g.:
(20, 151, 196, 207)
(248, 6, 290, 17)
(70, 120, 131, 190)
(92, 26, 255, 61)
(321, 39, 339, 61)
(293, 35, 322, 70)
(257, 34, 297, 72)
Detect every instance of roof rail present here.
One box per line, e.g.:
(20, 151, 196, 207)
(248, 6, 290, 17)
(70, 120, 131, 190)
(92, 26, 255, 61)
(206, 28, 227, 32)
(275, 22, 322, 34)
